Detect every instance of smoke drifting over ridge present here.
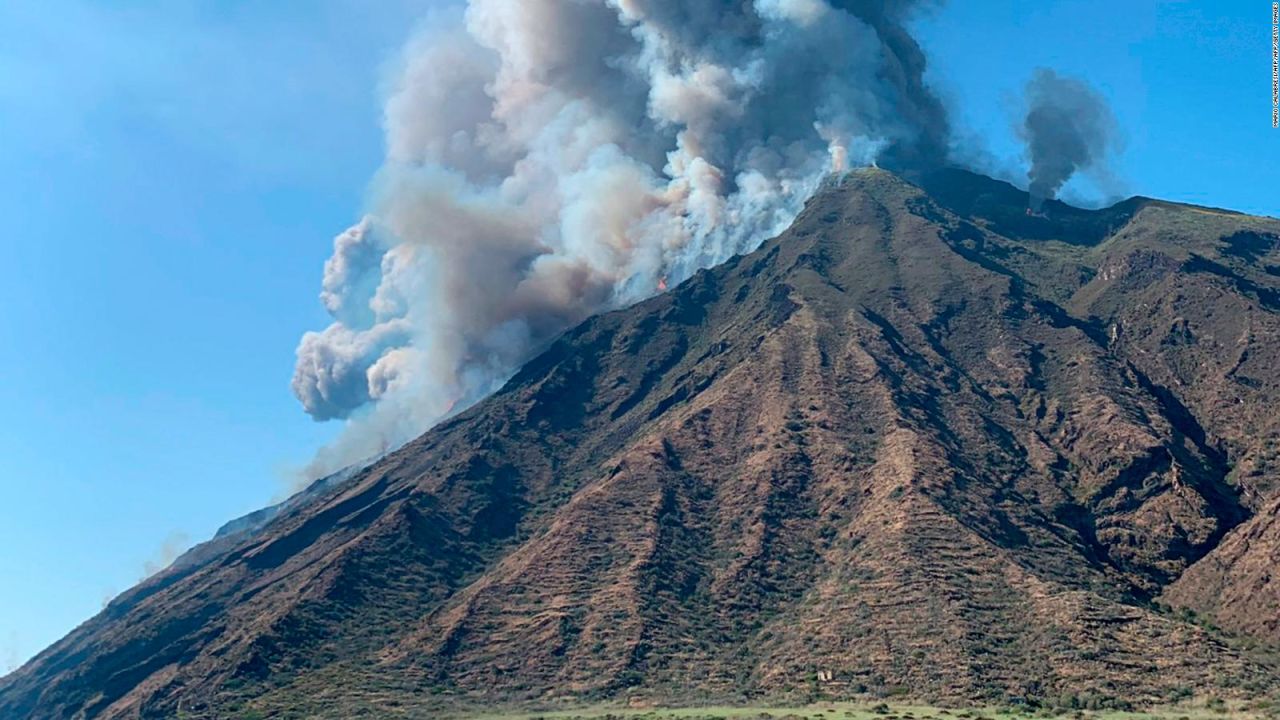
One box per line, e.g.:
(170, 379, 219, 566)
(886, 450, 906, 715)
(1020, 68, 1118, 209)
(292, 0, 950, 475)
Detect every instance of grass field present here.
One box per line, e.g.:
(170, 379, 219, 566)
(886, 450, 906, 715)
(459, 701, 1273, 720)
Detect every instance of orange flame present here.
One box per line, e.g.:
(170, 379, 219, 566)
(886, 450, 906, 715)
(657, 276, 668, 291)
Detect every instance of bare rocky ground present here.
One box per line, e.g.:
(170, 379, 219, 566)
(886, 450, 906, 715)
(4, 168, 1280, 719)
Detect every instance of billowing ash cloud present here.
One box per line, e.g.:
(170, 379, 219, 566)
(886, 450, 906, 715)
(1020, 68, 1117, 209)
(292, 0, 950, 476)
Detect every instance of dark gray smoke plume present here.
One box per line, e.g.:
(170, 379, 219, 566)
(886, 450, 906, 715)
(292, 0, 950, 475)
(1020, 68, 1117, 209)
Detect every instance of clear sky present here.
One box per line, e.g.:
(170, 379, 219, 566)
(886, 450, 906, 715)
(0, 0, 1276, 672)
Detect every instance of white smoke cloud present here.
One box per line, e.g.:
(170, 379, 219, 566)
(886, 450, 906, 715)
(141, 531, 192, 579)
(2, 630, 20, 675)
(755, 0, 831, 26)
(292, 0, 949, 477)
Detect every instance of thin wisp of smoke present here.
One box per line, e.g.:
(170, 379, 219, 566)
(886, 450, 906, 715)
(1020, 68, 1117, 210)
(292, 0, 949, 477)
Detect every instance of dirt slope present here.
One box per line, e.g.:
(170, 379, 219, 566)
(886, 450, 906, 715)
(4, 168, 1280, 719)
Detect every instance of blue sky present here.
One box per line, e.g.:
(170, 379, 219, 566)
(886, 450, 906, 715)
(0, 0, 433, 671)
(0, 0, 1276, 672)
(917, 1, 1278, 215)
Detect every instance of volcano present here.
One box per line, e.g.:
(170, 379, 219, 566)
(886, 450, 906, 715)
(5, 168, 1280, 718)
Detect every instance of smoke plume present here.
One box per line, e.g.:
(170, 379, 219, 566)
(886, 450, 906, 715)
(2, 631, 19, 675)
(1020, 68, 1117, 209)
(292, 0, 950, 476)
(141, 531, 192, 578)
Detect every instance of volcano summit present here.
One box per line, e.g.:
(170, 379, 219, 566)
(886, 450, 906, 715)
(4, 168, 1280, 718)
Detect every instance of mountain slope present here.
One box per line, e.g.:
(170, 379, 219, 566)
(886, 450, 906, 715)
(4, 168, 1280, 719)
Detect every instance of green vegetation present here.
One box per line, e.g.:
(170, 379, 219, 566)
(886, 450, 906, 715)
(459, 700, 1278, 720)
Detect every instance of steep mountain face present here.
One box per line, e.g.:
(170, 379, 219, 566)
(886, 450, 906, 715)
(4, 169, 1280, 719)
(1165, 498, 1280, 638)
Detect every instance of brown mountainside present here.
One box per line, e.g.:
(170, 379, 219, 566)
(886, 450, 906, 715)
(4, 168, 1280, 719)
